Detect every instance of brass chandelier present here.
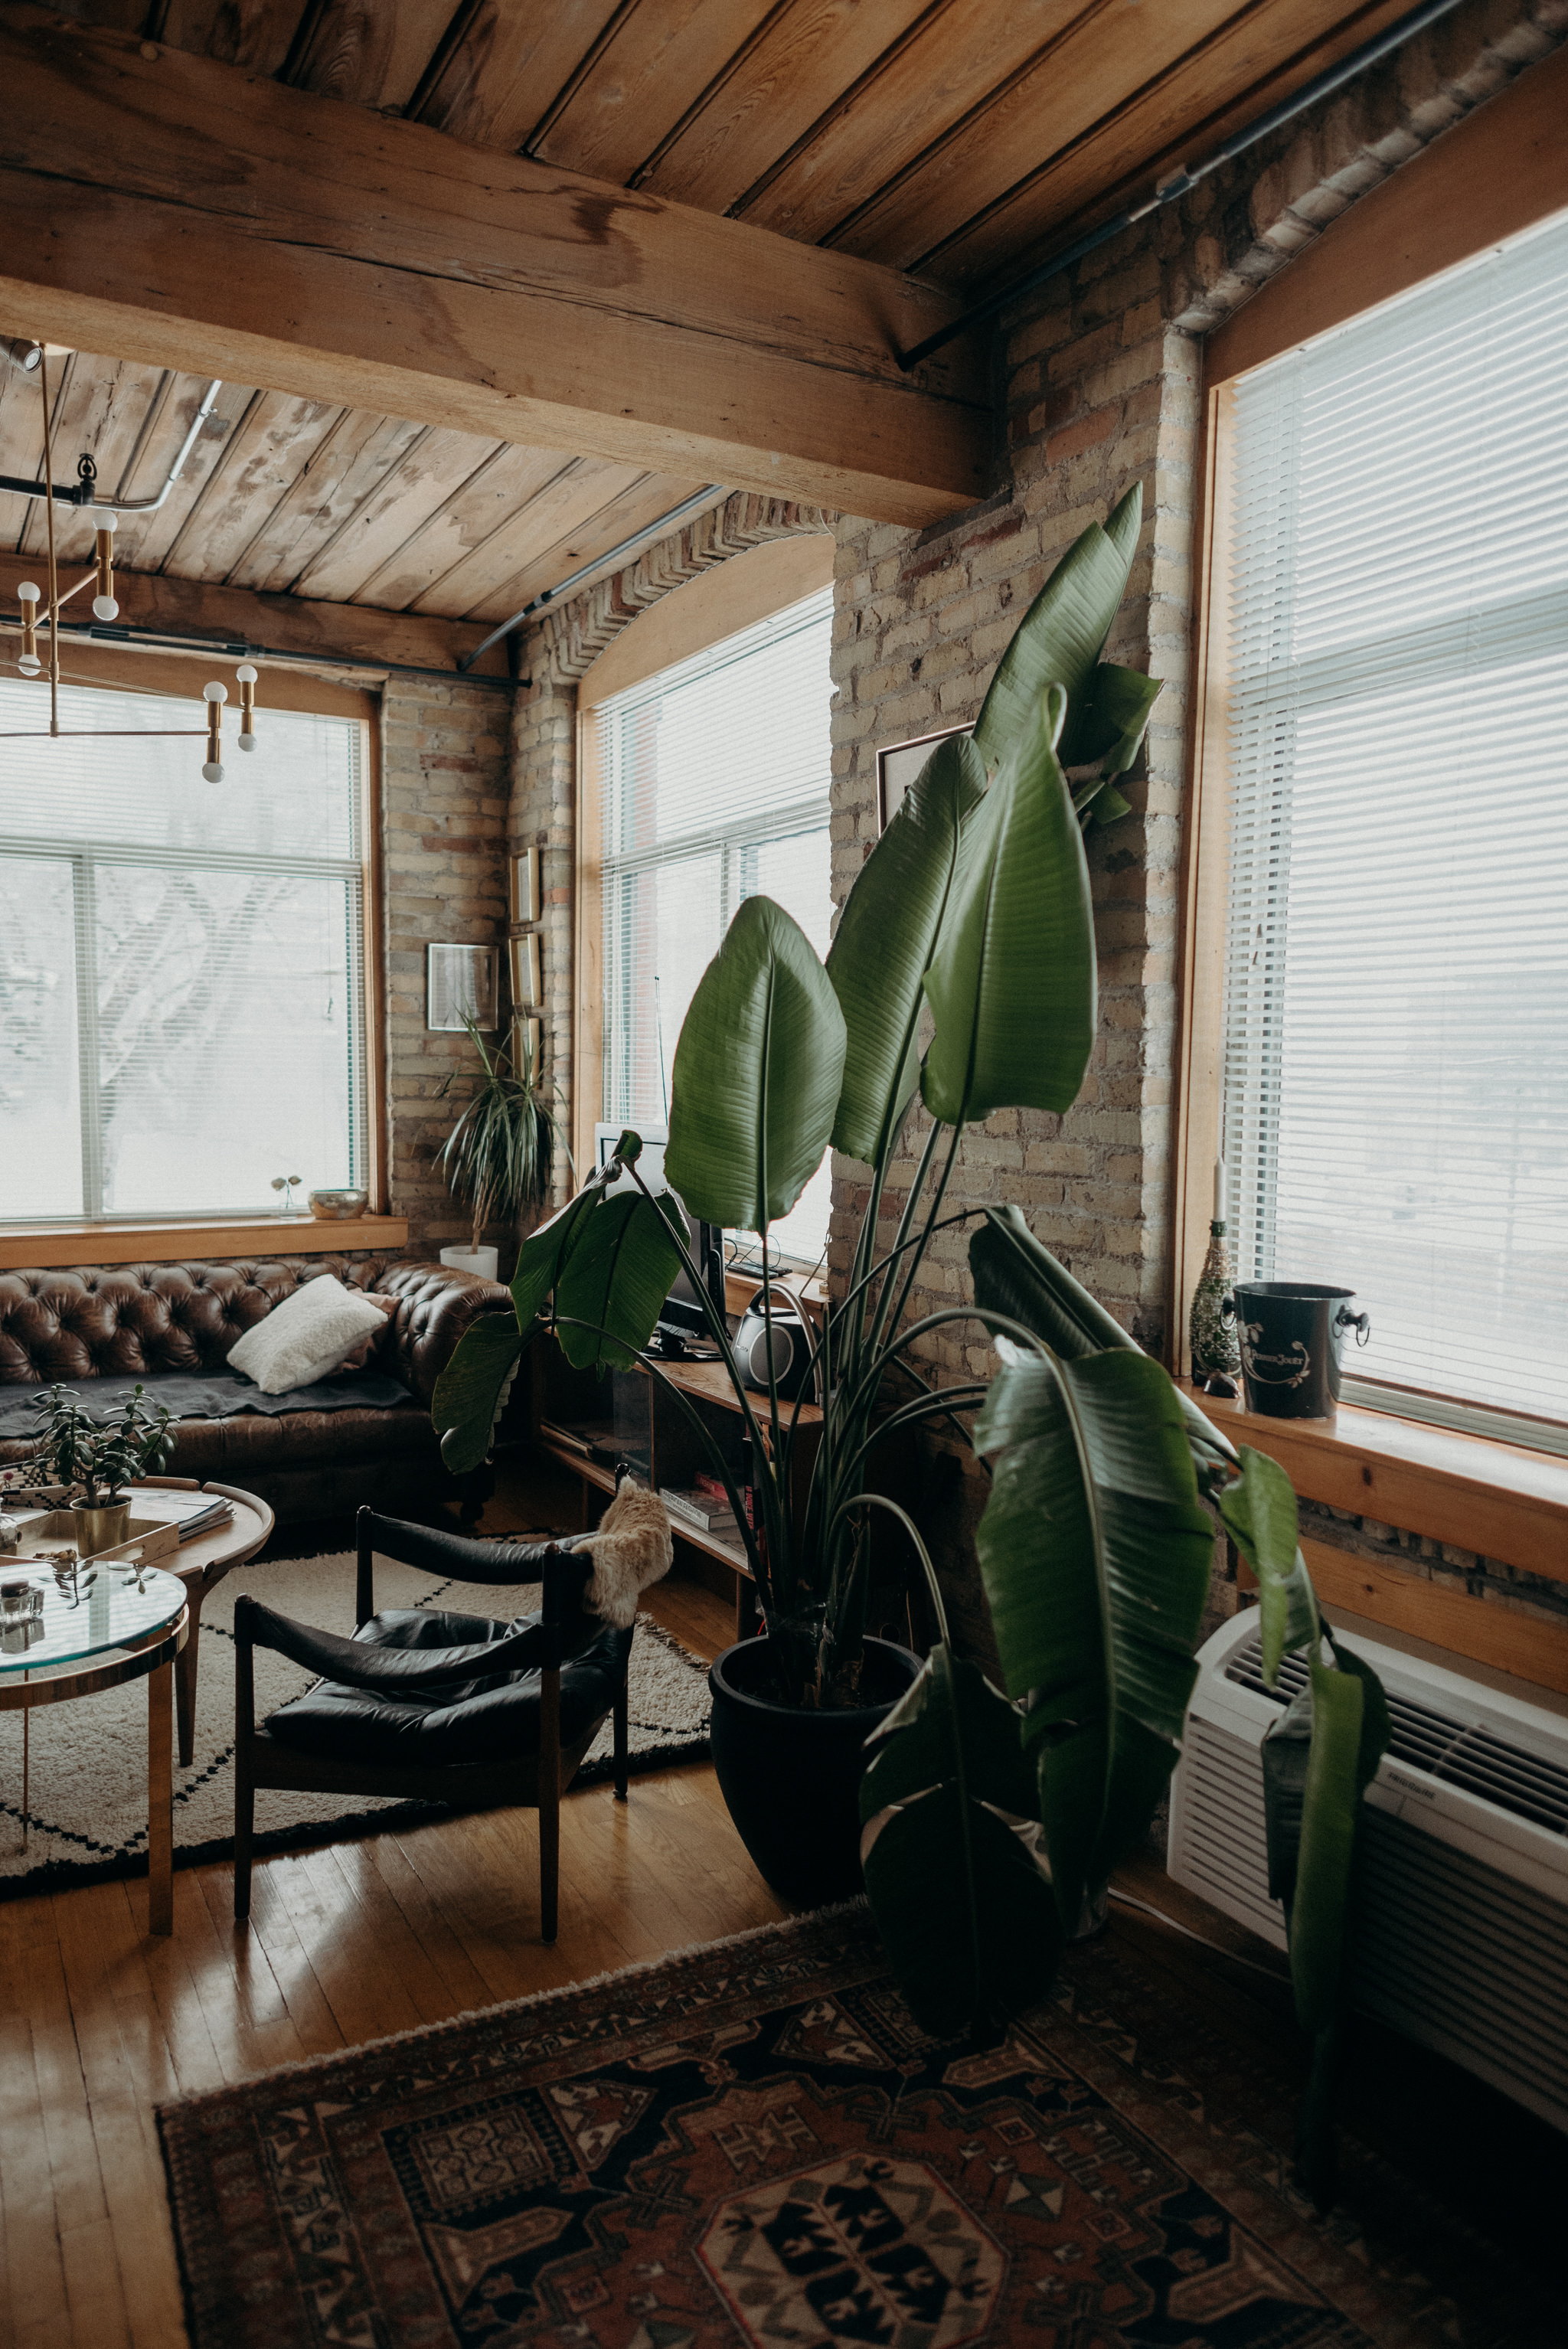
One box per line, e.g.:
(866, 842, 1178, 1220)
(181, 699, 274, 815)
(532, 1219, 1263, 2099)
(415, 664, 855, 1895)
(3, 341, 260, 779)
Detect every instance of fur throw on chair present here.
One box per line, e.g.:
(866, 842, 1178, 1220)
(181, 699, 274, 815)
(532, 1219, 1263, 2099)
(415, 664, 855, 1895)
(574, 1477, 674, 1627)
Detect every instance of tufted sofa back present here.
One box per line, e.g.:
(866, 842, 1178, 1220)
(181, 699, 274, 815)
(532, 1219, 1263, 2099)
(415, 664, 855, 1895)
(0, 1254, 503, 1404)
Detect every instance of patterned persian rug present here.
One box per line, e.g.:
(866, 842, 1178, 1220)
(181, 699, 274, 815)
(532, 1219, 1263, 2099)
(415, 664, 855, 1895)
(156, 1903, 1543, 2349)
(0, 1550, 710, 1897)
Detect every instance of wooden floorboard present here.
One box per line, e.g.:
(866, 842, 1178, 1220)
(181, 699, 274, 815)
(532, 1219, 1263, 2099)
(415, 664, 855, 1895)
(8, 1493, 1560, 2344)
(0, 1530, 780, 2349)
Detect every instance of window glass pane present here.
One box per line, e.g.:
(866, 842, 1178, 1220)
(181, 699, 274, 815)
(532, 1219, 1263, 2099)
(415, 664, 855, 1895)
(0, 680, 366, 1224)
(1222, 207, 1568, 1426)
(90, 865, 364, 1217)
(0, 678, 358, 861)
(604, 853, 723, 1130)
(0, 855, 83, 1217)
(599, 587, 834, 1269)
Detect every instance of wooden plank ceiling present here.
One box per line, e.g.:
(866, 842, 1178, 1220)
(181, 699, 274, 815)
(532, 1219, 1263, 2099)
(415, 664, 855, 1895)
(2, 0, 1416, 620)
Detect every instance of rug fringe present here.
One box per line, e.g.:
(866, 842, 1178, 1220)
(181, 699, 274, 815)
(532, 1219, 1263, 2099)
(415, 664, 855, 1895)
(158, 1898, 874, 2113)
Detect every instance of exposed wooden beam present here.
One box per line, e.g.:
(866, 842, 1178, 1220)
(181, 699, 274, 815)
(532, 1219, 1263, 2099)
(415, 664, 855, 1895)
(0, 547, 512, 678)
(0, 12, 991, 528)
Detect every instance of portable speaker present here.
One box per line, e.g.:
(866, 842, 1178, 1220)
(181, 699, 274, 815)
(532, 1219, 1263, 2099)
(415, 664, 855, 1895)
(733, 1289, 816, 1402)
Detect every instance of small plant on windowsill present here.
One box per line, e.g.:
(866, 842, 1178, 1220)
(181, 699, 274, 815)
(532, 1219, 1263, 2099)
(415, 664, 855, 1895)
(436, 1014, 567, 1275)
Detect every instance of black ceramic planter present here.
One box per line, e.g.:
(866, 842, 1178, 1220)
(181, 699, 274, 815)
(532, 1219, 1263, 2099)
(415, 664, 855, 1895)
(707, 1635, 922, 1904)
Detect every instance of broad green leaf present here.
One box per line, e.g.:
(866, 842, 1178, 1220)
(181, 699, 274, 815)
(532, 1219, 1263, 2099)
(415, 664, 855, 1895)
(973, 1348, 1214, 1927)
(860, 1645, 1060, 2037)
(969, 1207, 1238, 1478)
(1089, 784, 1132, 826)
(665, 894, 846, 1229)
(971, 485, 1143, 774)
(921, 689, 1096, 1127)
(1262, 1632, 1390, 2209)
(826, 732, 985, 1164)
(430, 1315, 527, 1475)
(1216, 1448, 1318, 1680)
(555, 1191, 687, 1370)
(1059, 659, 1161, 772)
(510, 1179, 606, 1327)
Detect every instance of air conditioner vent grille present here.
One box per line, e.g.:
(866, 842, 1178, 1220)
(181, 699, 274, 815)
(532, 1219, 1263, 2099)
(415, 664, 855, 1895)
(1223, 1633, 1568, 1836)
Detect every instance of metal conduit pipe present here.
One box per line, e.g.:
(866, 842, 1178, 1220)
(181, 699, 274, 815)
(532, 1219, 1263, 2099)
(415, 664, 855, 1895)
(0, 377, 224, 512)
(897, 0, 1472, 374)
(456, 483, 727, 672)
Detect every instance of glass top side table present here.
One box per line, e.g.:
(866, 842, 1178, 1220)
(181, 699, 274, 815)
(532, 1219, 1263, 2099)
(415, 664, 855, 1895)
(0, 1560, 189, 1934)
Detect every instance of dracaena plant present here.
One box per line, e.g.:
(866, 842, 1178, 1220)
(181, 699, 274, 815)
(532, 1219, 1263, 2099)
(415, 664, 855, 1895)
(438, 1014, 566, 1255)
(433, 484, 1155, 1703)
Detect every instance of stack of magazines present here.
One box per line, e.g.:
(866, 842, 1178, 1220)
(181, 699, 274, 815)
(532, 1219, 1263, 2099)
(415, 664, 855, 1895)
(148, 1490, 235, 1542)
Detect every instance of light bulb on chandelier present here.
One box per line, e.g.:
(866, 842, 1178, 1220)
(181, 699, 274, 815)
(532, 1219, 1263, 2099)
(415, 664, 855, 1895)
(2, 341, 262, 771)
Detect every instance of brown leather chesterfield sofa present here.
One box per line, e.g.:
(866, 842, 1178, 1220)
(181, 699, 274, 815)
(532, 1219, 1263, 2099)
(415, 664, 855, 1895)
(0, 1253, 512, 1524)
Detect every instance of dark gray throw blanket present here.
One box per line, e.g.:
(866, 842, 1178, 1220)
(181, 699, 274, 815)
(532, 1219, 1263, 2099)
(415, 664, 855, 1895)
(0, 1367, 412, 1439)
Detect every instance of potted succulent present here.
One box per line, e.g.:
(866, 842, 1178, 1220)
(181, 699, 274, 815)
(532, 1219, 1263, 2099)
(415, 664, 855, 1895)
(25, 1380, 176, 1554)
(433, 486, 1387, 2190)
(436, 1014, 566, 1280)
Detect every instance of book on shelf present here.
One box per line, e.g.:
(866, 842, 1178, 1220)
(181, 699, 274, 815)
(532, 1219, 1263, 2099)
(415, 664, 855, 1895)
(660, 1486, 741, 1539)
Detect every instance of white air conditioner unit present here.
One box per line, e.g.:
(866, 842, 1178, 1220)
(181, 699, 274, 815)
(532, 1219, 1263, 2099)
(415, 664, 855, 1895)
(1168, 1609, 1568, 2133)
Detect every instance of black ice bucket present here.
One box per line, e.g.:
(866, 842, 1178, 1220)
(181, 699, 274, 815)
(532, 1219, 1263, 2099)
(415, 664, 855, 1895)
(1221, 1282, 1370, 1420)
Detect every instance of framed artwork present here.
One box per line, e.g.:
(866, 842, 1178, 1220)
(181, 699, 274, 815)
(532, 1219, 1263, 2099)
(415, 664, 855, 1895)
(518, 1015, 543, 1070)
(875, 724, 970, 829)
(508, 848, 541, 926)
(509, 932, 543, 1011)
(426, 943, 498, 1032)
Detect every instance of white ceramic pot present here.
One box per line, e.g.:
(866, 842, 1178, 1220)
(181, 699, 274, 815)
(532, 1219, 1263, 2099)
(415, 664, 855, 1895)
(439, 1244, 500, 1280)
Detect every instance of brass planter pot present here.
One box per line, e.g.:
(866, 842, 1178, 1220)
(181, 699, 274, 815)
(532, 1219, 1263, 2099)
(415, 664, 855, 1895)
(70, 1500, 133, 1557)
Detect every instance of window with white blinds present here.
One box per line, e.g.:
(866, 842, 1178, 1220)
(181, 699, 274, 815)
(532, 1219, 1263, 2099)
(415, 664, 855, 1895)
(0, 678, 368, 1221)
(1221, 204, 1568, 1440)
(597, 586, 834, 1269)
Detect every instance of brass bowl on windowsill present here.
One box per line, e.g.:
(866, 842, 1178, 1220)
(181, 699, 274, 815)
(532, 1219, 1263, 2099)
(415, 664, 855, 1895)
(307, 1188, 371, 1221)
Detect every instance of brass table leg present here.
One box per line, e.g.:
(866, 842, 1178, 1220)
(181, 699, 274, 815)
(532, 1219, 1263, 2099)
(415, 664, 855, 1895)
(148, 1655, 174, 1935)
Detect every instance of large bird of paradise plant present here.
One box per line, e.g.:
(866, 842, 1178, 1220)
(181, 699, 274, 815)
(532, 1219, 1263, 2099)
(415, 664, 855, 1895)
(431, 481, 1387, 2202)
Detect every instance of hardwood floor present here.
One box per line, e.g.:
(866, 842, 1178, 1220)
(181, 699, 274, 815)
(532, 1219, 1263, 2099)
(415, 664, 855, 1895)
(5, 1472, 1562, 2347)
(0, 1498, 784, 2349)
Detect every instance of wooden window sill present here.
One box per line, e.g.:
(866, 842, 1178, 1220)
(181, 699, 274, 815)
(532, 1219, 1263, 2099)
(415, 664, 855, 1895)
(0, 1217, 410, 1271)
(1178, 1379, 1568, 1697)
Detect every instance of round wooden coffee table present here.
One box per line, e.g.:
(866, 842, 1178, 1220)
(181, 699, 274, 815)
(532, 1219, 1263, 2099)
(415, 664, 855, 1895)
(135, 1478, 275, 1766)
(1, 1557, 189, 1933)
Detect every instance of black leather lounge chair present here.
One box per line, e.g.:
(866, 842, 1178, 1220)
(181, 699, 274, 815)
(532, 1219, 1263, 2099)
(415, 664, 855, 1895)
(232, 1507, 632, 1940)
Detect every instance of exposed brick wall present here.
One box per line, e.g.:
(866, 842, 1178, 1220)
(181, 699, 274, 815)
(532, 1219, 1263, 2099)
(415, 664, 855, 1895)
(507, 674, 577, 1210)
(831, 0, 1566, 1377)
(379, 673, 512, 1260)
(826, 0, 1566, 1652)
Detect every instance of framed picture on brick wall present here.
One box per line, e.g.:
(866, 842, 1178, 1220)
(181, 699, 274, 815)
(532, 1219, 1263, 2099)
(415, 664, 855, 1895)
(508, 848, 541, 926)
(509, 931, 543, 1011)
(876, 725, 969, 829)
(426, 943, 498, 1032)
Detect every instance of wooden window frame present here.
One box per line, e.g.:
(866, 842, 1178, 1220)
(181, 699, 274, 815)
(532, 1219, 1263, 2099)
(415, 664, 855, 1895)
(1171, 47, 1568, 1380)
(1168, 51, 1568, 1690)
(0, 638, 390, 1256)
(572, 535, 835, 1181)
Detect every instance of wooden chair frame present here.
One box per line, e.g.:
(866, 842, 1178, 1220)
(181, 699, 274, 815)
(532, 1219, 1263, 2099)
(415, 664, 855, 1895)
(233, 1507, 629, 1939)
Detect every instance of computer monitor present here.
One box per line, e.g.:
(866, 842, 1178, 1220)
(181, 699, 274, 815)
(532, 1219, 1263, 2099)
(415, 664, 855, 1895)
(594, 1124, 726, 1342)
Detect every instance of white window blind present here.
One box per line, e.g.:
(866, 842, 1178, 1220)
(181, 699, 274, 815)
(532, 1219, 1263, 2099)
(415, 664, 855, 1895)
(598, 587, 834, 1269)
(0, 678, 368, 1221)
(1221, 204, 1568, 1439)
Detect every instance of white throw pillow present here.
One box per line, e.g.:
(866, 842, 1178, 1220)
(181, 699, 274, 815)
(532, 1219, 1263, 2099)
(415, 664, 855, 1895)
(227, 1275, 389, 1396)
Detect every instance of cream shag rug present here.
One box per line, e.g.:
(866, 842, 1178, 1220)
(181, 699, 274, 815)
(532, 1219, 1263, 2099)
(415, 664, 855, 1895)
(0, 1551, 712, 1899)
